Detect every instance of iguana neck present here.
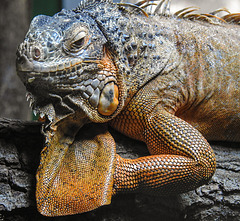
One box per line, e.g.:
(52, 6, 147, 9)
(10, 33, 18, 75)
(82, 4, 180, 103)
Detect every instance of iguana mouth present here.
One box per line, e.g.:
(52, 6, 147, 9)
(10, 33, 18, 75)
(18, 60, 120, 120)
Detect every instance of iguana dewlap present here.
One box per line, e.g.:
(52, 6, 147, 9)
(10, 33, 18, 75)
(16, 0, 240, 217)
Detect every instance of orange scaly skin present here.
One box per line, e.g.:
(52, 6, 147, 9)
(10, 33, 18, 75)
(16, 0, 239, 217)
(111, 80, 216, 194)
(36, 117, 116, 216)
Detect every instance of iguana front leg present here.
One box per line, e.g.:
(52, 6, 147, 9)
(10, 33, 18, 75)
(112, 108, 216, 194)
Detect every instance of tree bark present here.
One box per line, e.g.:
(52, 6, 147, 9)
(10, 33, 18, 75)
(0, 0, 31, 120)
(0, 118, 239, 221)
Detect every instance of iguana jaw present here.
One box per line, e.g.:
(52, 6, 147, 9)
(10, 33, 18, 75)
(17, 46, 124, 125)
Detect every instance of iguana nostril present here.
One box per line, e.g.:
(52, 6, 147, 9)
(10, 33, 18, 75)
(32, 47, 41, 60)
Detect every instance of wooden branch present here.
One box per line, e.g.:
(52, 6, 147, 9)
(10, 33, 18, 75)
(0, 118, 239, 221)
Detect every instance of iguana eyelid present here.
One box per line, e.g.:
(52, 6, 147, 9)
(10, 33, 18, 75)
(71, 30, 88, 48)
(64, 26, 89, 53)
(72, 30, 87, 43)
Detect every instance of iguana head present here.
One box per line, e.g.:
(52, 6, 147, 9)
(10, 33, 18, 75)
(17, 0, 176, 127)
(16, 1, 126, 126)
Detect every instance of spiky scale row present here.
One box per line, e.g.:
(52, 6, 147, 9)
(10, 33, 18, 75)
(118, 0, 240, 25)
(75, 0, 113, 12)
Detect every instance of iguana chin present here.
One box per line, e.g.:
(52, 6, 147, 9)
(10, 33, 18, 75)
(16, 0, 240, 217)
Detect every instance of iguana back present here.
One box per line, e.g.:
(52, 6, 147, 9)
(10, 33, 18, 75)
(110, 15, 240, 142)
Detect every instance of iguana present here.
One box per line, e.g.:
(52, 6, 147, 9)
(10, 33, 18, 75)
(16, 0, 240, 217)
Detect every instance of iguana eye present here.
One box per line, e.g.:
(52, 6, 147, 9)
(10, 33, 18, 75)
(71, 31, 87, 50)
(63, 27, 89, 54)
(72, 38, 85, 48)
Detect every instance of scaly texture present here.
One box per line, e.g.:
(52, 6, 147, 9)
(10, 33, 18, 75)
(36, 120, 116, 216)
(16, 0, 239, 217)
(111, 82, 216, 194)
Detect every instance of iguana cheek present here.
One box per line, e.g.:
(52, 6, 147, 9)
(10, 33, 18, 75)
(98, 82, 119, 116)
